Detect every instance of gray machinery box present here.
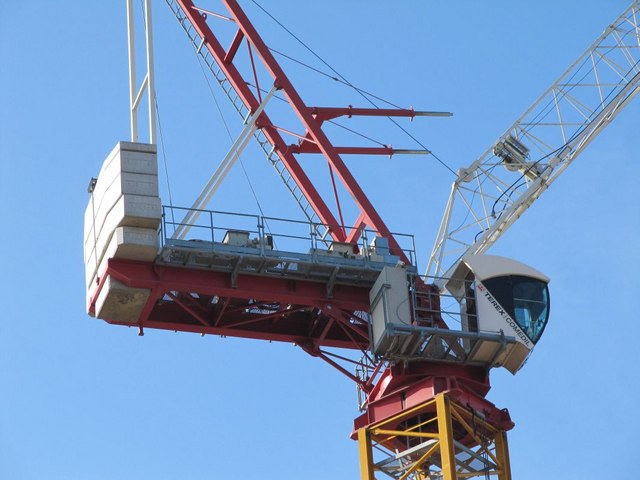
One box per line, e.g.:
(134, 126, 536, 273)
(369, 266, 412, 355)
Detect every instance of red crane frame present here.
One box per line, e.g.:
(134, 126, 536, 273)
(176, 0, 423, 258)
(89, 0, 512, 451)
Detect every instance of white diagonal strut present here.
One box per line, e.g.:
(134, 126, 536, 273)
(172, 84, 278, 240)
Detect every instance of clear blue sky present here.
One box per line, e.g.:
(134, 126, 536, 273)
(1, 1, 638, 479)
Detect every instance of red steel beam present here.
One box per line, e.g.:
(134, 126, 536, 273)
(346, 212, 367, 244)
(224, 29, 244, 63)
(311, 106, 417, 122)
(166, 1, 462, 439)
(177, 0, 420, 260)
(105, 258, 370, 311)
(177, 0, 345, 240)
(110, 316, 366, 349)
(291, 145, 396, 156)
(220, 0, 409, 262)
(89, 259, 372, 349)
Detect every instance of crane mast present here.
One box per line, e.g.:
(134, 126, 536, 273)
(83, 2, 640, 479)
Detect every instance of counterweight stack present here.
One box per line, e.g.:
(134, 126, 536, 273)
(84, 142, 160, 323)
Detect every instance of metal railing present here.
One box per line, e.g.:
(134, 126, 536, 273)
(160, 205, 418, 266)
(369, 275, 517, 366)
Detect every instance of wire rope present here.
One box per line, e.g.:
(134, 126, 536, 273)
(250, 0, 456, 176)
(268, 47, 405, 109)
(245, 81, 390, 147)
(138, 0, 176, 227)
(489, 57, 640, 219)
(193, 52, 272, 233)
(154, 99, 176, 227)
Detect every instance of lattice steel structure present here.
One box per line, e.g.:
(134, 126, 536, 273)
(358, 393, 511, 480)
(427, 1, 640, 281)
(86, 3, 640, 480)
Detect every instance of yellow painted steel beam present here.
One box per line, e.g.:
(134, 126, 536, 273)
(358, 428, 375, 480)
(451, 403, 499, 434)
(359, 394, 512, 480)
(372, 428, 440, 440)
(436, 394, 458, 480)
(450, 411, 501, 468)
(495, 431, 512, 480)
(406, 415, 439, 434)
(367, 398, 437, 430)
(397, 442, 441, 480)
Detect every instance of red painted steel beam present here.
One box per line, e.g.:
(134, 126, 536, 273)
(106, 258, 370, 311)
(109, 316, 366, 349)
(166, 291, 211, 326)
(224, 29, 244, 63)
(177, 0, 346, 241)
(89, 259, 373, 350)
(346, 212, 367, 244)
(353, 362, 514, 434)
(155, 3, 472, 455)
(311, 106, 417, 122)
(300, 344, 368, 389)
(291, 144, 396, 156)
(217, 0, 410, 262)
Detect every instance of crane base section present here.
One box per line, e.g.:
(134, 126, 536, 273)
(357, 393, 512, 480)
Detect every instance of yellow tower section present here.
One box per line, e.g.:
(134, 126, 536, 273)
(358, 393, 512, 480)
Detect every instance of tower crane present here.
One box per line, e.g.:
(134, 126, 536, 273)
(83, 1, 640, 478)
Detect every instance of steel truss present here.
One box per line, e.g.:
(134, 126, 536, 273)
(427, 1, 640, 280)
(86, 2, 640, 478)
(128, 0, 466, 402)
(358, 393, 512, 480)
(92, 256, 382, 390)
(164, 0, 442, 262)
(99, 0, 512, 453)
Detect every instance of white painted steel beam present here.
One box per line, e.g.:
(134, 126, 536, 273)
(427, 1, 640, 283)
(172, 85, 278, 240)
(126, 0, 156, 144)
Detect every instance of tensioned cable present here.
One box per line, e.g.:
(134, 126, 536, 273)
(250, 0, 456, 176)
(490, 57, 640, 219)
(154, 98, 176, 225)
(193, 52, 272, 231)
(327, 119, 388, 147)
(138, 0, 175, 224)
(245, 81, 389, 147)
(452, 39, 640, 239)
(268, 48, 405, 110)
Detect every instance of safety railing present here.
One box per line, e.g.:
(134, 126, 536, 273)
(160, 205, 418, 267)
(367, 274, 518, 366)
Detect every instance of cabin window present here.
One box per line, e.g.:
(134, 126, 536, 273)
(482, 275, 550, 343)
(464, 271, 478, 332)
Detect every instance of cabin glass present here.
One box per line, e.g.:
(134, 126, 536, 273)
(482, 275, 550, 343)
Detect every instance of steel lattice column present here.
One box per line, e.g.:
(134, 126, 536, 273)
(357, 393, 512, 480)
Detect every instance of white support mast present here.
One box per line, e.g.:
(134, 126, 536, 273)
(427, 1, 640, 283)
(126, 0, 157, 144)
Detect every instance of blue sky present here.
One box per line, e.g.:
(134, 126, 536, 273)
(1, 1, 638, 479)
